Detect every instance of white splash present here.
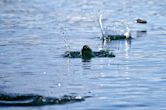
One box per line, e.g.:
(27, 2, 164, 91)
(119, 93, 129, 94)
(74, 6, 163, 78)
(98, 14, 131, 38)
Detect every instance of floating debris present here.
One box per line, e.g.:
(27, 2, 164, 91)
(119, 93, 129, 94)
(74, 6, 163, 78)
(0, 93, 91, 106)
(136, 18, 147, 24)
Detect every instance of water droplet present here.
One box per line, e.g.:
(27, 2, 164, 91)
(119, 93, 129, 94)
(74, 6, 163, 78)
(58, 83, 61, 87)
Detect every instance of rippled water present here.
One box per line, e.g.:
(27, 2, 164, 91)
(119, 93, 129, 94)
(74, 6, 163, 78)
(0, 0, 166, 109)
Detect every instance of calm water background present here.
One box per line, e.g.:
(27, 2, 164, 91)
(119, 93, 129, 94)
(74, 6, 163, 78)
(0, 0, 166, 109)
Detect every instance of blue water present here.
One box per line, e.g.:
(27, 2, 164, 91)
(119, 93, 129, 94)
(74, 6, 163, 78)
(0, 0, 166, 109)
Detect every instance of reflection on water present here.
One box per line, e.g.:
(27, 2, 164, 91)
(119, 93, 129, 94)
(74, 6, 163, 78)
(101, 39, 132, 53)
(136, 30, 147, 37)
(124, 39, 132, 58)
(100, 39, 132, 60)
(82, 61, 91, 69)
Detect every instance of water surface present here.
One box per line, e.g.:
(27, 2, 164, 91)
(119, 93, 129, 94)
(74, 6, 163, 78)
(0, 0, 166, 110)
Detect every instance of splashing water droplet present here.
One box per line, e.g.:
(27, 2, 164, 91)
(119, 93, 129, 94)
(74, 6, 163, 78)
(58, 83, 61, 87)
(98, 14, 131, 38)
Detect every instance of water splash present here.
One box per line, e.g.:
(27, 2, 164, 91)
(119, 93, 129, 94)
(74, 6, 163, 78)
(98, 14, 106, 38)
(98, 14, 131, 39)
(60, 27, 72, 57)
(62, 32, 71, 52)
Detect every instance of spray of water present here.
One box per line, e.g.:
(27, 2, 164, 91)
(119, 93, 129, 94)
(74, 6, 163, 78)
(118, 20, 131, 38)
(98, 14, 131, 38)
(98, 14, 106, 38)
(61, 32, 72, 57)
(62, 32, 71, 52)
(58, 26, 72, 57)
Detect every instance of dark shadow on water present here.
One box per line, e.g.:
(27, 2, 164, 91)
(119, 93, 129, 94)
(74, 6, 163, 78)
(82, 58, 91, 62)
(136, 30, 147, 37)
(0, 93, 91, 106)
(109, 103, 149, 108)
(82, 59, 91, 69)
